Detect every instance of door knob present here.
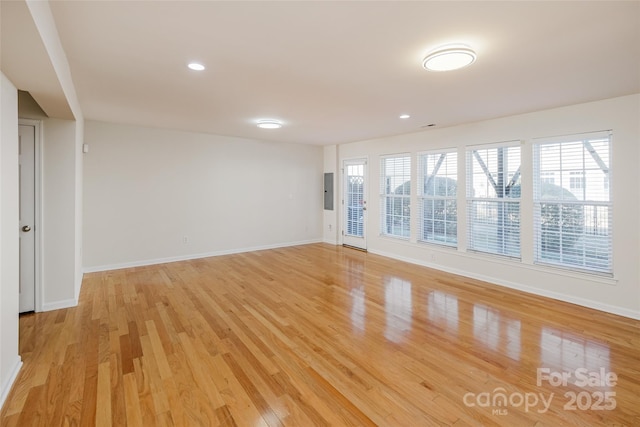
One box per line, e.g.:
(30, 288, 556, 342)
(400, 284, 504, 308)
(22, 225, 31, 232)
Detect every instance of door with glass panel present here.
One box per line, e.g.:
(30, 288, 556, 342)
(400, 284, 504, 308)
(343, 159, 367, 250)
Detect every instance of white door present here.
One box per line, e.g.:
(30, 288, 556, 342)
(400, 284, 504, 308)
(343, 159, 367, 250)
(19, 124, 36, 313)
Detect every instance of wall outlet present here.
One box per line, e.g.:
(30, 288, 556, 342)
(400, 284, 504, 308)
(182, 235, 189, 244)
(329, 224, 332, 231)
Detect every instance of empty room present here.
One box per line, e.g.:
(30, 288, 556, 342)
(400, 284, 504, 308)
(1, 1, 639, 425)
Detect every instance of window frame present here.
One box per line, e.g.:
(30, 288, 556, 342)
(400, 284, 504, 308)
(380, 154, 411, 239)
(533, 131, 613, 275)
(466, 141, 522, 258)
(417, 149, 458, 247)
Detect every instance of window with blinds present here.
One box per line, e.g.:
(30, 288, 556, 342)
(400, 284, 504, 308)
(533, 131, 612, 274)
(466, 143, 521, 257)
(380, 155, 411, 238)
(418, 150, 458, 247)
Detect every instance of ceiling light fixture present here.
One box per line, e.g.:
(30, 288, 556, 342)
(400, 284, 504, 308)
(187, 62, 205, 71)
(399, 114, 410, 119)
(422, 45, 476, 72)
(257, 119, 282, 129)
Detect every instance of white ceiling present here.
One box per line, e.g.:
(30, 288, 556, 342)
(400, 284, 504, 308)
(30, 1, 640, 144)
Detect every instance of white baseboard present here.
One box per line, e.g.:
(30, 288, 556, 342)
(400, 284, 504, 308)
(369, 248, 640, 321)
(322, 238, 338, 245)
(41, 298, 78, 312)
(83, 239, 323, 273)
(0, 356, 22, 409)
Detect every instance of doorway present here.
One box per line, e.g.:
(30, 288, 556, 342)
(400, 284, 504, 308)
(342, 158, 367, 250)
(18, 122, 38, 313)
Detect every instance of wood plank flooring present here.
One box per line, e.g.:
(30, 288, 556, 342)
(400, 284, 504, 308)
(2, 243, 639, 426)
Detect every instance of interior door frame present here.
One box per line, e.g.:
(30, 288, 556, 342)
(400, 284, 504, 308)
(18, 119, 43, 313)
(341, 157, 368, 250)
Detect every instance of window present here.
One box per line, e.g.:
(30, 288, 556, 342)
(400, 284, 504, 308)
(569, 172, 584, 190)
(380, 155, 411, 238)
(418, 150, 458, 246)
(467, 143, 521, 257)
(541, 172, 555, 185)
(533, 131, 612, 273)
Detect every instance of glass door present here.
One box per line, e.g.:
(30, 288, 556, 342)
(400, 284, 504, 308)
(343, 159, 367, 250)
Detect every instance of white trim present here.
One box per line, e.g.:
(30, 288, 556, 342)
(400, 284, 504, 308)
(465, 139, 522, 150)
(368, 248, 637, 320)
(380, 151, 411, 160)
(418, 147, 458, 156)
(18, 119, 43, 312)
(532, 129, 612, 145)
(83, 239, 322, 273)
(0, 357, 22, 409)
(322, 238, 338, 245)
(41, 298, 77, 312)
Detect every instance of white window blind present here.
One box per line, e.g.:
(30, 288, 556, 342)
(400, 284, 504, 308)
(533, 131, 612, 274)
(418, 150, 458, 246)
(466, 143, 521, 257)
(380, 155, 411, 238)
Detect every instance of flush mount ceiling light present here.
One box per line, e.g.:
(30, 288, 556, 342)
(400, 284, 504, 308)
(257, 119, 282, 129)
(187, 62, 205, 71)
(422, 45, 476, 72)
(399, 114, 410, 119)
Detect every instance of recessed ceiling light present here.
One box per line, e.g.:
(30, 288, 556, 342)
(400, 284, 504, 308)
(187, 62, 205, 71)
(399, 114, 410, 119)
(423, 45, 476, 72)
(257, 119, 282, 129)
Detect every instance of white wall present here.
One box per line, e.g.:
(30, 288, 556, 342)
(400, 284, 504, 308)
(0, 72, 22, 408)
(335, 94, 640, 319)
(83, 121, 323, 270)
(40, 118, 81, 310)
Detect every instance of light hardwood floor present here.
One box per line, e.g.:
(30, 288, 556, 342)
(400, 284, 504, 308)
(2, 243, 639, 426)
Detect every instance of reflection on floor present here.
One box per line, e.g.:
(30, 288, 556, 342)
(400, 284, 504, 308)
(2, 243, 638, 426)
